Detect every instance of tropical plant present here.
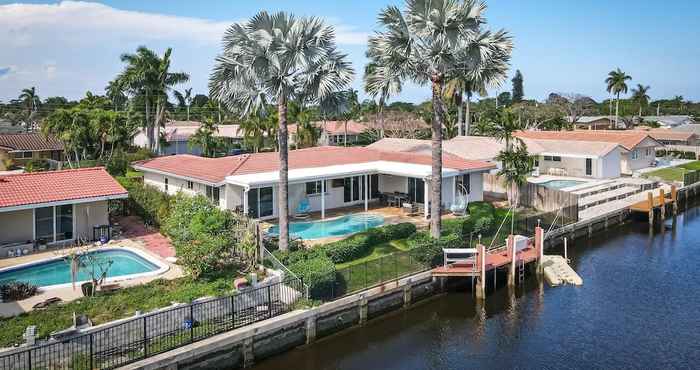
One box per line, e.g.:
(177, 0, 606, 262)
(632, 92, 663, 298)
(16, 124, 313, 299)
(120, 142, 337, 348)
(189, 118, 222, 157)
(631, 84, 651, 117)
(116, 46, 189, 152)
(14, 87, 41, 132)
(511, 69, 524, 102)
(495, 139, 533, 206)
(364, 59, 402, 139)
(367, 0, 512, 238)
(295, 110, 321, 148)
(605, 68, 632, 128)
(63, 245, 115, 296)
(174, 88, 194, 120)
(209, 11, 354, 251)
(105, 80, 127, 111)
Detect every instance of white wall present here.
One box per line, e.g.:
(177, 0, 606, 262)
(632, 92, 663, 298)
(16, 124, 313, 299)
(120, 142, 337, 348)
(379, 175, 406, 193)
(600, 149, 621, 178)
(142, 171, 227, 209)
(469, 172, 484, 202)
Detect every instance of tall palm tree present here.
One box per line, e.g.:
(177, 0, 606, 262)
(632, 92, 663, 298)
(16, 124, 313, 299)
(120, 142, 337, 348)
(210, 11, 354, 251)
(116, 46, 189, 151)
(630, 84, 650, 117)
(174, 88, 194, 120)
(364, 59, 402, 139)
(605, 68, 632, 128)
(18, 87, 41, 132)
(189, 118, 221, 157)
(367, 0, 512, 238)
(105, 80, 127, 111)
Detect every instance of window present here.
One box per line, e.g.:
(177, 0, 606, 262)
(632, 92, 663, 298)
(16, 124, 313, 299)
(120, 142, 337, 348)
(646, 148, 653, 157)
(305, 180, 326, 196)
(206, 186, 220, 204)
(552, 156, 562, 162)
(407, 177, 425, 204)
(15, 151, 32, 159)
(55, 205, 73, 241)
(370, 174, 380, 198)
(164, 177, 169, 192)
(247, 187, 273, 218)
(631, 150, 639, 160)
(343, 176, 363, 203)
(186, 181, 194, 190)
(35, 207, 54, 242)
(543, 155, 553, 161)
(456, 174, 470, 194)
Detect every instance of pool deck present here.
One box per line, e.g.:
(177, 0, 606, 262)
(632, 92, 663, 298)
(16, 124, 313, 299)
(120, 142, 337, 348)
(0, 238, 183, 318)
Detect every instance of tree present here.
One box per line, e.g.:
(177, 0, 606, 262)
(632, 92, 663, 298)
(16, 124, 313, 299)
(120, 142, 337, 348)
(174, 88, 194, 120)
(631, 84, 650, 117)
(549, 93, 595, 127)
(210, 11, 354, 251)
(189, 118, 222, 157)
(116, 46, 189, 152)
(105, 80, 127, 111)
(18, 87, 41, 132)
(605, 68, 632, 128)
(368, 0, 512, 238)
(295, 110, 321, 148)
(364, 58, 402, 139)
(511, 69, 524, 102)
(497, 91, 512, 107)
(495, 139, 532, 207)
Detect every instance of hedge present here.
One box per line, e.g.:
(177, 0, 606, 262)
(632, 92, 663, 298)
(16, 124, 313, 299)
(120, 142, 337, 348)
(320, 222, 417, 264)
(116, 176, 171, 227)
(289, 255, 336, 299)
(407, 232, 462, 267)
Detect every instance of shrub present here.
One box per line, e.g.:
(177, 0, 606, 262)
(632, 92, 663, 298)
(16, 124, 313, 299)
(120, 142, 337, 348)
(105, 150, 129, 176)
(381, 222, 417, 240)
(0, 281, 39, 301)
(126, 147, 154, 162)
(408, 232, 462, 267)
(289, 255, 336, 299)
(323, 234, 375, 264)
(24, 159, 51, 172)
(117, 176, 171, 227)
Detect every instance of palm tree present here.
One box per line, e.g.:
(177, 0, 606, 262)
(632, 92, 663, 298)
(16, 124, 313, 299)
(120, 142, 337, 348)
(367, 0, 512, 238)
(18, 87, 41, 132)
(630, 84, 650, 117)
(605, 68, 632, 128)
(210, 11, 354, 251)
(189, 118, 221, 157)
(105, 80, 127, 111)
(364, 59, 402, 139)
(174, 88, 194, 120)
(495, 139, 532, 207)
(296, 110, 321, 148)
(116, 46, 189, 152)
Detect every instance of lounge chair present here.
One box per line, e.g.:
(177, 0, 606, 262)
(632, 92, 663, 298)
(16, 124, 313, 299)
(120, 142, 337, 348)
(32, 297, 62, 310)
(295, 198, 311, 219)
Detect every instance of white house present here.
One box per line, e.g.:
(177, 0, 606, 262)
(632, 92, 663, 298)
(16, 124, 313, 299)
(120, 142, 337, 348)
(133, 146, 495, 220)
(133, 120, 244, 156)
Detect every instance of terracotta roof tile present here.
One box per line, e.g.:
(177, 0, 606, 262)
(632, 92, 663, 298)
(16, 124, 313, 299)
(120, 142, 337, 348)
(632, 129, 696, 142)
(0, 167, 127, 209)
(0, 133, 64, 151)
(134, 146, 494, 184)
(514, 130, 657, 151)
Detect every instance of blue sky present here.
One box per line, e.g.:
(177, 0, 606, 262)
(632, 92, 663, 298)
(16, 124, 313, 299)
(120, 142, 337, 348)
(1, 0, 699, 104)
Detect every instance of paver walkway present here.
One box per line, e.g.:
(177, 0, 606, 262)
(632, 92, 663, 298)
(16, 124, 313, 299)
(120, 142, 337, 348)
(115, 216, 175, 258)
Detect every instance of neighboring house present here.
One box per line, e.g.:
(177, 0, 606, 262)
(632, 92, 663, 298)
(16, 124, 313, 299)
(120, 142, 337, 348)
(371, 136, 623, 179)
(641, 115, 695, 128)
(0, 120, 25, 134)
(569, 116, 615, 130)
(515, 130, 660, 175)
(133, 146, 495, 220)
(289, 120, 368, 147)
(0, 167, 128, 256)
(0, 133, 64, 170)
(133, 120, 244, 156)
(632, 129, 699, 146)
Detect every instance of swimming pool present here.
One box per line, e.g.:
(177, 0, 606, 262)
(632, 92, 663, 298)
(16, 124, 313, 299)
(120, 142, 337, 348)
(539, 180, 585, 190)
(0, 248, 166, 288)
(267, 214, 385, 240)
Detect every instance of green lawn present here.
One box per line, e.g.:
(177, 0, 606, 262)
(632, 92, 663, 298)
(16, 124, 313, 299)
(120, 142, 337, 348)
(643, 160, 700, 182)
(0, 273, 239, 347)
(335, 239, 410, 269)
(336, 250, 425, 295)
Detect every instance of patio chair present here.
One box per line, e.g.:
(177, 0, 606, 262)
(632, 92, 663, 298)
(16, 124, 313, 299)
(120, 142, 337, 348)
(402, 202, 419, 216)
(295, 198, 311, 219)
(450, 185, 470, 216)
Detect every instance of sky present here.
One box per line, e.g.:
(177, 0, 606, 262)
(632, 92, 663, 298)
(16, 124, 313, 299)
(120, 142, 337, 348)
(1, 0, 699, 104)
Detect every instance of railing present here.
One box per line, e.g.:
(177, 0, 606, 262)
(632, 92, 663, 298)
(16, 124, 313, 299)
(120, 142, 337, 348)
(0, 277, 305, 370)
(312, 250, 429, 301)
(262, 247, 309, 296)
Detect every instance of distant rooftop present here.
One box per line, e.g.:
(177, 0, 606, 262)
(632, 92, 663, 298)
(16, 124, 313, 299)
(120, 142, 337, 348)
(0, 132, 64, 152)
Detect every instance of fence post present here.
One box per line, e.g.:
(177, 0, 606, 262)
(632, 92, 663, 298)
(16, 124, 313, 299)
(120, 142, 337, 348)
(143, 316, 148, 358)
(230, 294, 236, 328)
(267, 285, 273, 319)
(189, 304, 194, 343)
(380, 256, 384, 283)
(89, 332, 94, 369)
(394, 253, 398, 279)
(27, 349, 31, 370)
(364, 262, 368, 289)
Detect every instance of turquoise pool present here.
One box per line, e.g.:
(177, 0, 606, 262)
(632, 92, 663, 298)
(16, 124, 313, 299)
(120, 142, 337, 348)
(540, 180, 585, 190)
(267, 214, 385, 240)
(0, 249, 161, 287)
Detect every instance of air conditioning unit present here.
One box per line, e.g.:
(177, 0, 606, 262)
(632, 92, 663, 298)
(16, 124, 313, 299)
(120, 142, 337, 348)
(513, 235, 529, 252)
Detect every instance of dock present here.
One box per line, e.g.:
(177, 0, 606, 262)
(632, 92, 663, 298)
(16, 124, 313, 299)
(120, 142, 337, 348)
(630, 186, 678, 225)
(541, 255, 582, 286)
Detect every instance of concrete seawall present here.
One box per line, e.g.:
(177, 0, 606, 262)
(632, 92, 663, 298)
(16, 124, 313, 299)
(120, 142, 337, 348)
(120, 271, 441, 369)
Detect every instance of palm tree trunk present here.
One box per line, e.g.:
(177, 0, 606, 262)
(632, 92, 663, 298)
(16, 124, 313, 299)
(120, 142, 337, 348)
(457, 94, 464, 136)
(344, 120, 348, 146)
(465, 92, 472, 136)
(379, 96, 386, 139)
(186, 105, 190, 121)
(277, 96, 290, 252)
(430, 77, 444, 239)
(615, 93, 620, 129)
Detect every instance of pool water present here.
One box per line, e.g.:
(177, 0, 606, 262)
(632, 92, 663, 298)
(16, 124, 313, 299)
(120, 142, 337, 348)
(540, 179, 584, 190)
(268, 214, 384, 240)
(0, 249, 160, 287)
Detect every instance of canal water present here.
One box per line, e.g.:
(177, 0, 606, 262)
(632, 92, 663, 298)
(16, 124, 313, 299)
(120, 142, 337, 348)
(251, 207, 700, 369)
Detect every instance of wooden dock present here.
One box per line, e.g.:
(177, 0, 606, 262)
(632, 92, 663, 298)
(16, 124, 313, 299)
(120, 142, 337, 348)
(630, 186, 678, 225)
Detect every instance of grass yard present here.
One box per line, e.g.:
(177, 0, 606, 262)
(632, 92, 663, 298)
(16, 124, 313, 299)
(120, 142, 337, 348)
(336, 249, 425, 295)
(335, 239, 410, 269)
(0, 273, 239, 347)
(644, 160, 700, 182)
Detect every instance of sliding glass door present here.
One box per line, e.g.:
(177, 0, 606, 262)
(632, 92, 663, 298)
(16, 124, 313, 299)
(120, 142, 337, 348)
(343, 176, 365, 203)
(407, 178, 425, 204)
(247, 187, 274, 218)
(34, 205, 74, 242)
(55, 204, 73, 241)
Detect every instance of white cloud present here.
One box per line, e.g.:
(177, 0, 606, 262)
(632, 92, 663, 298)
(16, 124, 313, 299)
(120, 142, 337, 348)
(0, 1, 371, 101)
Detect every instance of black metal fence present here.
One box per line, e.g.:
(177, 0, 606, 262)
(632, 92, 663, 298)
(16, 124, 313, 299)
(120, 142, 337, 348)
(311, 250, 430, 301)
(683, 170, 700, 186)
(0, 277, 305, 370)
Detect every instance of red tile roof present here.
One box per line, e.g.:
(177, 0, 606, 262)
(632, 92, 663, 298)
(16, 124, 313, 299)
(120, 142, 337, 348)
(288, 120, 368, 135)
(134, 146, 495, 184)
(514, 130, 657, 151)
(0, 133, 64, 151)
(631, 129, 696, 142)
(0, 168, 127, 209)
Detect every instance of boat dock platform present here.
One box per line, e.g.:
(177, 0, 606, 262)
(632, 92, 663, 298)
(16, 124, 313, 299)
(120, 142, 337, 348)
(541, 255, 582, 286)
(630, 186, 678, 225)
